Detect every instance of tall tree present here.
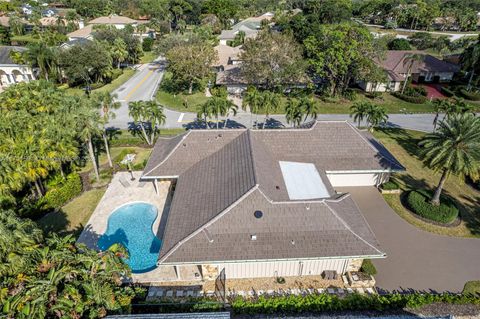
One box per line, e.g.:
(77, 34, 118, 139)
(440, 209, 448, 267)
(144, 100, 167, 143)
(260, 91, 280, 129)
(401, 53, 425, 94)
(240, 30, 306, 91)
(349, 101, 370, 128)
(110, 38, 129, 69)
(129, 101, 151, 144)
(285, 98, 303, 127)
(365, 103, 388, 132)
(242, 86, 262, 128)
(197, 101, 212, 129)
(461, 37, 480, 91)
(299, 96, 319, 123)
(419, 113, 480, 205)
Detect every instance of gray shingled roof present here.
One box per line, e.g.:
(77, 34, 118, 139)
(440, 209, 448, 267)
(0, 46, 26, 65)
(142, 121, 397, 264)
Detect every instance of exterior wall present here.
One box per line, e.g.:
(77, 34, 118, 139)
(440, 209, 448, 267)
(326, 172, 390, 187)
(0, 65, 35, 88)
(213, 258, 350, 279)
(359, 81, 401, 92)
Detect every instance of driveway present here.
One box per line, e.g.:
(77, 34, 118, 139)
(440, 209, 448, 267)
(339, 187, 480, 293)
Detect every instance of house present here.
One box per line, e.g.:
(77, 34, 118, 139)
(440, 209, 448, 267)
(360, 50, 460, 92)
(140, 121, 404, 281)
(219, 12, 274, 45)
(0, 46, 36, 89)
(88, 15, 138, 29)
(214, 44, 242, 69)
(66, 24, 94, 41)
(59, 37, 90, 50)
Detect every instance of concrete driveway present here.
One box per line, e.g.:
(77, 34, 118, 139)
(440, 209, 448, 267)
(339, 187, 480, 293)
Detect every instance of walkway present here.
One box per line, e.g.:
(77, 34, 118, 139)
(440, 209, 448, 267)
(339, 187, 480, 293)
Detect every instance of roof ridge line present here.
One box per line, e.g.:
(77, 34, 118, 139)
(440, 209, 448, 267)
(158, 185, 259, 264)
(324, 200, 384, 256)
(246, 130, 258, 185)
(142, 130, 191, 176)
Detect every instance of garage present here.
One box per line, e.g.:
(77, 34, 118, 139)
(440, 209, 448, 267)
(326, 171, 390, 187)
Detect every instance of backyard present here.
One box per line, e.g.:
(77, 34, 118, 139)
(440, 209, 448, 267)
(372, 128, 480, 238)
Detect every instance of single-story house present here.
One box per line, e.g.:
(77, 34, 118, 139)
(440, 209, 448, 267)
(59, 37, 90, 49)
(88, 15, 138, 29)
(215, 65, 247, 94)
(0, 46, 36, 89)
(359, 50, 460, 92)
(219, 12, 274, 45)
(141, 121, 404, 281)
(66, 24, 94, 41)
(214, 44, 242, 69)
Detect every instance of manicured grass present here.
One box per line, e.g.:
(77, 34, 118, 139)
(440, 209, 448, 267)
(11, 34, 41, 44)
(156, 90, 210, 112)
(463, 281, 480, 295)
(140, 51, 158, 64)
(63, 68, 136, 96)
(373, 128, 480, 237)
(108, 128, 186, 147)
(37, 188, 106, 235)
(254, 93, 435, 115)
(80, 146, 152, 173)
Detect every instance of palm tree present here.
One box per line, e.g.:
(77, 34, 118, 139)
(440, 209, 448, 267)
(197, 102, 212, 129)
(144, 100, 166, 143)
(22, 42, 57, 81)
(261, 91, 280, 129)
(419, 113, 480, 205)
(93, 92, 120, 168)
(129, 101, 151, 145)
(300, 96, 319, 123)
(349, 101, 370, 128)
(77, 102, 102, 181)
(365, 104, 388, 132)
(461, 39, 480, 91)
(110, 38, 128, 69)
(401, 53, 425, 94)
(223, 98, 238, 129)
(285, 98, 303, 127)
(206, 97, 227, 129)
(243, 86, 262, 128)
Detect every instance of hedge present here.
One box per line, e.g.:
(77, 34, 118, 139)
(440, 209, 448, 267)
(361, 259, 377, 276)
(406, 191, 458, 224)
(231, 293, 480, 314)
(381, 181, 399, 190)
(459, 89, 480, 101)
(39, 173, 83, 209)
(440, 87, 455, 97)
(392, 92, 427, 104)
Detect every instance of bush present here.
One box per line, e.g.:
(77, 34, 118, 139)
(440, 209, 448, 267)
(406, 191, 458, 224)
(459, 89, 480, 101)
(89, 82, 105, 90)
(276, 277, 286, 284)
(388, 38, 411, 50)
(231, 293, 480, 314)
(408, 32, 434, 50)
(440, 87, 455, 97)
(392, 92, 427, 104)
(39, 173, 83, 209)
(381, 180, 399, 190)
(142, 37, 154, 52)
(360, 259, 377, 276)
(343, 88, 358, 101)
(404, 86, 427, 97)
(463, 281, 480, 296)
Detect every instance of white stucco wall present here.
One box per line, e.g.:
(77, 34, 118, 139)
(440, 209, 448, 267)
(359, 81, 401, 92)
(0, 65, 35, 88)
(326, 172, 390, 187)
(214, 258, 351, 279)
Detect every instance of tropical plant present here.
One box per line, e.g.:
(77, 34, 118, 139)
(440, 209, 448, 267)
(144, 100, 166, 142)
(197, 102, 212, 129)
(419, 113, 480, 205)
(299, 96, 319, 123)
(22, 42, 58, 81)
(401, 53, 425, 94)
(260, 91, 280, 129)
(365, 103, 388, 132)
(92, 91, 121, 168)
(461, 38, 480, 91)
(349, 101, 370, 128)
(110, 38, 129, 69)
(243, 86, 262, 128)
(129, 101, 150, 144)
(203, 96, 237, 129)
(285, 98, 303, 127)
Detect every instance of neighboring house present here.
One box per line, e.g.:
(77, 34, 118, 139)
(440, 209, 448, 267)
(59, 37, 90, 49)
(141, 121, 404, 281)
(219, 12, 274, 45)
(214, 44, 245, 93)
(213, 44, 242, 69)
(360, 50, 460, 92)
(67, 15, 152, 41)
(0, 46, 35, 88)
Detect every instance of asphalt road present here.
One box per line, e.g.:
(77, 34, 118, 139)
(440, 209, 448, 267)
(106, 56, 437, 132)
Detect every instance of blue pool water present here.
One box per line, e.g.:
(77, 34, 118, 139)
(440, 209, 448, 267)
(98, 202, 161, 273)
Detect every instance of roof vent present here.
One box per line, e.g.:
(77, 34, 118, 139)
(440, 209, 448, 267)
(251, 234, 257, 241)
(182, 143, 187, 147)
(275, 185, 280, 190)
(291, 240, 295, 245)
(254, 210, 263, 219)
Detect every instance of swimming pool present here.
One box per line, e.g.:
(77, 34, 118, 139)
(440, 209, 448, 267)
(97, 202, 162, 273)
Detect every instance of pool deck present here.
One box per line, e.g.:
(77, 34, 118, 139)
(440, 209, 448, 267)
(77, 171, 171, 253)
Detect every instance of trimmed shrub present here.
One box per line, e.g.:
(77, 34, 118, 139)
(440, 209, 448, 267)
(381, 180, 399, 190)
(39, 173, 83, 209)
(360, 259, 377, 276)
(344, 88, 358, 101)
(392, 92, 427, 104)
(388, 38, 411, 50)
(231, 293, 480, 314)
(440, 87, 455, 97)
(142, 37, 154, 52)
(463, 281, 480, 296)
(406, 191, 458, 224)
(459, 89, 480, 101)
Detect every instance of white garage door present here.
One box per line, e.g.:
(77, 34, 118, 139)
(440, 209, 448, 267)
(326, 172, 389, 187)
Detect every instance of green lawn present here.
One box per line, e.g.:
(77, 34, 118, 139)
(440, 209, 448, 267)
(11, 35, 41, 44)
(140, 51, 158, 64)
(156, 90, 211, 112)
(108, 128, 186, 147)
(80, 146, 152, 173)
(63, 68, 136, 96)
(463, 281, 480, 295)
(255, 92, 435, 115)
(373, 128, 480, 238)
(37, 188, 106, 235)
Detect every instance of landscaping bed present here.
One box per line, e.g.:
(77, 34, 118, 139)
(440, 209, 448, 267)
(405, 190, 459, 225)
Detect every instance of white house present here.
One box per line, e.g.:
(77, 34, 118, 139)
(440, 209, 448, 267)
(0, 46, 36, 89)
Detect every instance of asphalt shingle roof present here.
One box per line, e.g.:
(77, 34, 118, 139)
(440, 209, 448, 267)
(142, 121, 400, 264)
